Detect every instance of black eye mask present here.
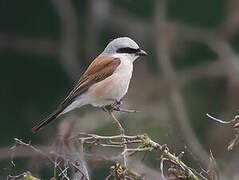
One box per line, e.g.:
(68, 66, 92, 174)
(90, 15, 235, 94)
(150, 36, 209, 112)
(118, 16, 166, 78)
(116, 47, 140, 54)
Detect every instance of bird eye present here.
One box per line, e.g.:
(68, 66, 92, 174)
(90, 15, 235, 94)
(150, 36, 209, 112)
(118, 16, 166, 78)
(116, 47, 140, 54)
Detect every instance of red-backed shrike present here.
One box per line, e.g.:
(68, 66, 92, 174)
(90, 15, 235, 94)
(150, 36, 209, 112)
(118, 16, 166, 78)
(32, 37, 147, 132)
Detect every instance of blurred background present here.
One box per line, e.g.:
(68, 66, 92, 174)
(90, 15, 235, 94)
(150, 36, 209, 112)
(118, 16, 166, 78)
(1, 0, 239, 179)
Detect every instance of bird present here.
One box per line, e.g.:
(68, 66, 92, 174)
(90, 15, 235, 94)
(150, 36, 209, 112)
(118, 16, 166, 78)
(32, 37, 147, 132)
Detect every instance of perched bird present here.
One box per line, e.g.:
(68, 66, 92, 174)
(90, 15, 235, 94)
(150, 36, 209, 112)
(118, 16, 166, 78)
(32, 37, 147, 132)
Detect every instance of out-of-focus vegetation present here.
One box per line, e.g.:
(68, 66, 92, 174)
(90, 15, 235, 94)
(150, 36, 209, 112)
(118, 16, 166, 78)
(1, 0, 239, 179)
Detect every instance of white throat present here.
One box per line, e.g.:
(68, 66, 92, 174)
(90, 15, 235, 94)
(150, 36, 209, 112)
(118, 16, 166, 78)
(112, 53, 139, 63)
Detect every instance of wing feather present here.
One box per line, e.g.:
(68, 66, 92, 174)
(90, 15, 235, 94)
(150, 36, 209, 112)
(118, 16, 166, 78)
(32, 56, 120, 132)
(62, 56, 121, 106)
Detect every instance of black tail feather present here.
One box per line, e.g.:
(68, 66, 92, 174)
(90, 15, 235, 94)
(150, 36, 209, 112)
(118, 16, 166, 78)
(32, 107, 65, 133)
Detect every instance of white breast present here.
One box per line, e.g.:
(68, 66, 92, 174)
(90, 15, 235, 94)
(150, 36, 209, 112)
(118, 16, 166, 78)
(89, 54, 134, 107)
(112, 54, 133, 98)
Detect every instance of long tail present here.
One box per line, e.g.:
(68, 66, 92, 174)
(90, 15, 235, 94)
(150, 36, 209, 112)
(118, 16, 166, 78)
(32, 106, 65, 133)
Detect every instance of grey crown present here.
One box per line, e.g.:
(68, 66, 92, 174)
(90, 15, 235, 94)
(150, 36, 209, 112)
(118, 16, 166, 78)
(101, 37, 140, 56)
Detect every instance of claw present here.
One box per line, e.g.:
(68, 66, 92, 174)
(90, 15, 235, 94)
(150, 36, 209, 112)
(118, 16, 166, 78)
(103, 100, 139, 113)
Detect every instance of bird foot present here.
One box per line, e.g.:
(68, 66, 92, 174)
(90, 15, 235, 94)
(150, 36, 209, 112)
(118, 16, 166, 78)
(102, 100, 139, 113)
(113, 107, 139, 113)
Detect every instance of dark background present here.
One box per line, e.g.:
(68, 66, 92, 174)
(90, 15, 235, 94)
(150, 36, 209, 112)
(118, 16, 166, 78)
(1, 0, 239, 179)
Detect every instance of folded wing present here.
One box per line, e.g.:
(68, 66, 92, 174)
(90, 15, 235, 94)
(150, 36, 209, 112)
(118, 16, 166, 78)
(32, 56, 120, 132)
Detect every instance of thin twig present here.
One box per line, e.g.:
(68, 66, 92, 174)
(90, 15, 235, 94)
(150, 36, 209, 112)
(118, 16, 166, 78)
(122, 147, 153, 154)
(206, 113, 235, 124)
(10, 133, 202, 179)
(104, 163, 121, 180)
(12, 138, 70, 179)
(108, 111, 128, 177)
(75, 132, 201, 180)
(109, 111, 125, 135)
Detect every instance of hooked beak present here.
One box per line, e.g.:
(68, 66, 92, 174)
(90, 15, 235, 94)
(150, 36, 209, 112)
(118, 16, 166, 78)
(136, 49, 148, 56)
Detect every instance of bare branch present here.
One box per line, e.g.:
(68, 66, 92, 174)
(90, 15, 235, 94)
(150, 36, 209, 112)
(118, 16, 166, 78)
(75, 132, 201, 180)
